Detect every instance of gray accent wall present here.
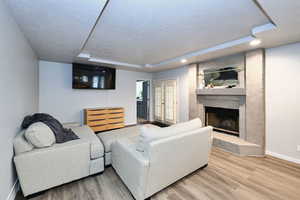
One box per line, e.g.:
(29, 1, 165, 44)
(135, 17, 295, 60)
(245, 49, 265, 154)
(188, 64, 200, 120)
(0, 1, 38, 200)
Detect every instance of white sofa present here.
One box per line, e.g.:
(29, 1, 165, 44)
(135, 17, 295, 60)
(13, 124, 104, 196)
(112, 120, 213, 200)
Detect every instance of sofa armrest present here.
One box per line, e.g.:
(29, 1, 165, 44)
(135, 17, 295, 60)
(112, 138, 149, 200)
(14, 139, 90, 196)
(62, 122, 81, 129)
(71, 125, 104, 159)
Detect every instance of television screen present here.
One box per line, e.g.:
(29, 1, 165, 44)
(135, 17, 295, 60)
(72, 63, 116, 89)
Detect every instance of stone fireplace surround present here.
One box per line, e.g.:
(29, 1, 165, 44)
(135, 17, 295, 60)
(201, 95, 245, 138)
(188, 49, 265, 156)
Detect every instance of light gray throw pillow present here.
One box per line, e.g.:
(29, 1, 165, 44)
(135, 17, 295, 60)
(25, 122, 56, 148)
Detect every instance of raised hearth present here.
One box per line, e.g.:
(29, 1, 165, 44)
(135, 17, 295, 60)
(212, 132, 262, 156)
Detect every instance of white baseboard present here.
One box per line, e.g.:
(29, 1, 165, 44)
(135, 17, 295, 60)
(266, 151, 300, 164)
(6, 180, 19, 200)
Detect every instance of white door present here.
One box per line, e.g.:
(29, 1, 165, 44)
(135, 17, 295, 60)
(154, 81, 164, 121)
(154, 80, 177, 124)
(164, 80, 177, 124)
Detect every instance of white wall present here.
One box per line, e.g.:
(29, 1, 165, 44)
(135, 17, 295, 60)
(39, 61, 152, 125)
(266, 42, 300, 163)
(153, 66, 189, 122)
(0, 1, 38, 200)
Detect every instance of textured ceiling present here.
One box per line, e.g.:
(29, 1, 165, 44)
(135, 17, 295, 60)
(5, 0, 300, 71)
(84, 0, 269, 65)
(5, 0, 107, 62)
(253, 0, 300, 48)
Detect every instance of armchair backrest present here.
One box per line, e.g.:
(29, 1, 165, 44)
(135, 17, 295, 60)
(144, 126, 213, 197)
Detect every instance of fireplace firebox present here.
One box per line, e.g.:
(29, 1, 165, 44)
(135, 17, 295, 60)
(205, 107, 239, 136)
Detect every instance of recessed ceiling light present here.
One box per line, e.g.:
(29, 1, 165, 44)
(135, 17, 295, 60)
(250, 39, 261, 46)
(181, 59, 187, 63)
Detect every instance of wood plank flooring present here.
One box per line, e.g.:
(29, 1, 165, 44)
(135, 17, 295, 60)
(16, 148, 300, 200)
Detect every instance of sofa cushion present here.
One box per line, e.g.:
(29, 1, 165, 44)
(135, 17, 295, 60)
(170, 118, 202, 130)
(136, 124, 161, 151)
(97, 126, 140, 153)
(25, 122, 56, 148)
(71, 125, 104, 159)
(14, 130, 34, 155)
(62, 122, 81, 129)
(137, 118, 202, 152)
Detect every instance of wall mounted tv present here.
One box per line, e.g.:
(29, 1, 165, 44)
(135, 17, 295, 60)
(72, 63, 116, 90)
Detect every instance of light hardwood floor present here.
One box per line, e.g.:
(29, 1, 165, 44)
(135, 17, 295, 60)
(16, 148, 300, 200)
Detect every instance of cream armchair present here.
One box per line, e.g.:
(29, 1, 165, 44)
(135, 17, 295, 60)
(112, 125, 213, 200)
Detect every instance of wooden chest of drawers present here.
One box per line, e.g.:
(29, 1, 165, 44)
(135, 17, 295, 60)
(84, 107, 125, 132)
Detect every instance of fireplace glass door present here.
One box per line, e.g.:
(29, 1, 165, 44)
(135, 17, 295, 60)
(205, 107, 239, 136)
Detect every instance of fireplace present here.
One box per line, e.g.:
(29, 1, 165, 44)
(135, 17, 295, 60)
(205, 107, 239, 136)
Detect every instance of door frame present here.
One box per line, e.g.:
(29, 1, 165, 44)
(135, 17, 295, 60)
(136, 79, 151, 123)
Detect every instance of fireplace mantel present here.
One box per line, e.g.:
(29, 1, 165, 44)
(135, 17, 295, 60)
(196, 88, 246, 96)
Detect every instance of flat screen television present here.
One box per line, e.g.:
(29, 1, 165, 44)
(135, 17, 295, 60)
(72, 63, 116, 89)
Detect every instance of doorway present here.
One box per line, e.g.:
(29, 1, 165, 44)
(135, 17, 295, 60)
(136, 80, 150, 124)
